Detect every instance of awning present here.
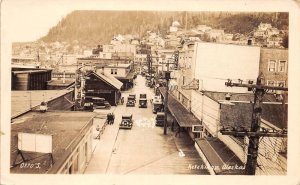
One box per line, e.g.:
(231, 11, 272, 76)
(159, 87, 200, 127)
(195, 137, 245, 175)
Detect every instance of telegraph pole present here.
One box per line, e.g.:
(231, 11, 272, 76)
(160, 50, 179, 135)
(221, 73, 288, 175)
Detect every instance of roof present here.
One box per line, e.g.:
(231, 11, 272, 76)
(202, 91, 288, 129)
(87, 71, 123, 90)
(12, 69, 52, 74)
(195, 137, 245, 175)
(10, 111, 96, 174)
(47, 79, 75, 87)
(159, 87, 200, 127)
(117, 71, 136, 80)
(11, 90, 73, 119)
(106, 63, 131, 68)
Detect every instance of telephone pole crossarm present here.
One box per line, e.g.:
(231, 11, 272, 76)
(221, 74, 288, 175)
(225, 81, 288, 91)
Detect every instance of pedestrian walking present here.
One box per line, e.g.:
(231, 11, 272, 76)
(111, 113, 115, 124)
(107, 113, 111, 125)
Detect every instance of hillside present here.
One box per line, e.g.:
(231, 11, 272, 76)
(40, 11, 288, 47)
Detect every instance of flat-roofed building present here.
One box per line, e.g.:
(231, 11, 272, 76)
(10, 111, 95, 174)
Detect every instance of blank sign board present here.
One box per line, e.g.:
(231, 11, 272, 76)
(192, 125, 203, 133)
(18, 132, 52, 153)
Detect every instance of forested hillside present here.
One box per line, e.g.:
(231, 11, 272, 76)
(40, 11, 288, 46)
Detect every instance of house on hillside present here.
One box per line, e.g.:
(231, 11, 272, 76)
(266, 36, 283, 48)
(207, 29, 224, 42)
(266, 28, 280, 37)
(258, 23, 272, 31)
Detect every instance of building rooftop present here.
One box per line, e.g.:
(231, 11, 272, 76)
(86, 71, 123, 90)
(195, 137, 245, 175)
(159, 87, 200, 127)
(47, 79, 75, 87)
(12, 69, 52, 74)
(202, 91, 288, 129)
(10, 111, 96, 174)
(106, 63, 131, 68)
(11, 90, 73, 119)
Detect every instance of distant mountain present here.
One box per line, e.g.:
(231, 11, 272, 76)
(39, 11, 288, 47)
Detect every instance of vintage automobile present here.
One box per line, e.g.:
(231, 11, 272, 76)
(126, 96, 135, 107)
(152, 95, 163, 113)
(139, 93, 147, 99)
(119, 114, 133, 129)
(155, 112, 165, 126)
(84, 96, 111, 110)
(139, 98, 147, 108)
(128, 94, 136, 102)
(152, 95, 162, 104)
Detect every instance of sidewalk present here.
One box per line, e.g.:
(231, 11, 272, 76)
(84, 107, 121, 174)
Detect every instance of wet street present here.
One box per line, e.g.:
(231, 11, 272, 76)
(85, 74, 209, 175)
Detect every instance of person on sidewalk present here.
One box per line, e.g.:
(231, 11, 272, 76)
(111, 113, 115, 125)
(107, 113, 112, 125)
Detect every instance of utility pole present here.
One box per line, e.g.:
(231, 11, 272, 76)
(220, 73, 288, 175)
(160, 50, 178, 135)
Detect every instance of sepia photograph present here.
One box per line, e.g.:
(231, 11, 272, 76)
(1, 0, 300, 185)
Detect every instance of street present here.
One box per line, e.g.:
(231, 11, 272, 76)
(85, 75, 209, 175)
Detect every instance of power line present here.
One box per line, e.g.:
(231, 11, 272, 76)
(220, 73, 288, 175)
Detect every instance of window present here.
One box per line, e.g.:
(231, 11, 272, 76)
(110, 69, 117, 75)
(278, 60, 287, 72)
(268, 60, 276, 72)
(277, 81, 285, 87)
(267, 80, 275, 86)
(103, 54, 106, 58)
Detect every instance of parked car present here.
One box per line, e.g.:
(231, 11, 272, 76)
(139, 93, 147, 99)
(84, 96, 111, 110)
(155, 112, 165, 126)
(139, 98, 147, 108)
(128, 94, 136, 102)
(152, 102, 163, 113)
(120, 114, 133, 129)
(126, 96, 135, 107)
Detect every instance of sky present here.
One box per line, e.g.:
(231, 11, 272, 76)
(1, 0, 98, 42)
(1, 0, 298, 42)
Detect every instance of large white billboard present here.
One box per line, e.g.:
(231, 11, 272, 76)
(18, 132, 53, 153)
(192, 42, 260, 93)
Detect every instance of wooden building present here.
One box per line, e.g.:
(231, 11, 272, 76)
(12, 69, 52, 90)
(85, 71, 122, 106)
